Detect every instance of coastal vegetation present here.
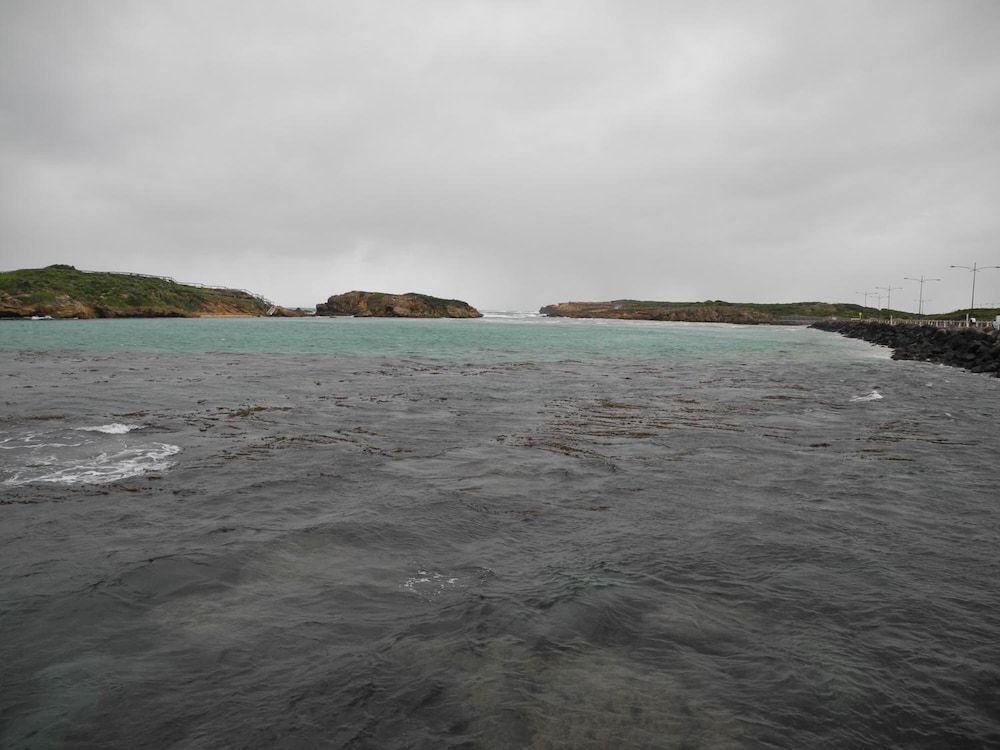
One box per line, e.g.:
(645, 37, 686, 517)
(0, 265, 272, 319)
(539, 300, 880, 324)
(315, 290, 482, 318)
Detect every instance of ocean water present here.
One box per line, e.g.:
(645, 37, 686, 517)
(1, 316, 998, 748)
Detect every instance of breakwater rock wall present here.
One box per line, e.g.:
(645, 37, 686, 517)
(811, 320, 1000, 376)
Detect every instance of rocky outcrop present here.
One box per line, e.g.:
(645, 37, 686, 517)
(811, 320, 1000, 376)
(267, 306, 309, 317)
(315, 291, 481, 318)
(0, 292, 93, 319)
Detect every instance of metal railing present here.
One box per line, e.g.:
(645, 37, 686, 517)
(829, 317, 997, 330)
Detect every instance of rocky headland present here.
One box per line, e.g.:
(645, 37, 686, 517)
(267, 306, 310, 317)
(315, 291, 481, 318)
(0, 265, 271, 319)
(539, 300, 869, 324)
(811, 320, 1000, 376)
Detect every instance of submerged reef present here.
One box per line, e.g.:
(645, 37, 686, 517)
(811, 320, 1000, 376)
(315, 290, 481, 318)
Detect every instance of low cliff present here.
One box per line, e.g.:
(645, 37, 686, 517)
(0, 265, 271, 318)
(539, 300, 869, 324)
(315, 291, 481, 318)
(811, 320, 1000, 376)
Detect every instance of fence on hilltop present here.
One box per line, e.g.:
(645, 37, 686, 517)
(75, 267, 272, 306)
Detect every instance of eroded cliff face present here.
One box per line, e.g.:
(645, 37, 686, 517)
(315, 291, 481, 318)
(0, 292, 93, 319)
(0, 293, 266, 319)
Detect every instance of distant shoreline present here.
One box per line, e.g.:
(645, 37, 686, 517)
(538, 299, 1000, 326)
(6, 266, 999, 323)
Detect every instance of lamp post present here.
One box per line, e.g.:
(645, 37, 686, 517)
(876, 283, 902, 324)
(855, 290, 874, 315)
(903, 275, 941, 317)
(950, 262, 1000, 327)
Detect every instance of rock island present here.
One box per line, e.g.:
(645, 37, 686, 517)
(315, 291, 481, 318)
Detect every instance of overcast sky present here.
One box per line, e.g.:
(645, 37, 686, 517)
(2, 1, 999, 312)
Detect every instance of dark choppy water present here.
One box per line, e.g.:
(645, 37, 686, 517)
(1, 319, 999, 748)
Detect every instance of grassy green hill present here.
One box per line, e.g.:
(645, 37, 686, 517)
(538, 299, 882, 323)
(933, 307, 1000, 322)
(0, 265, 271, 318)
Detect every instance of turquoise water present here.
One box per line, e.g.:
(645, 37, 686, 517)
(0, 314, 867, 362)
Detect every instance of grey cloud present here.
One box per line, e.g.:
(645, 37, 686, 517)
(2, 0, 999, 311)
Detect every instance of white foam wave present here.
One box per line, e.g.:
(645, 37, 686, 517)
(0, 438, 84, 450)
(74, 423, 145, 434)
(402, 569, 461, 597)
(481, 311, 543, 320)
(850, 390, 883, 402)
(2, 443, 180, 486)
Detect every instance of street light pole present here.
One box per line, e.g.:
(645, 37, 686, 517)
(855, 290, 874, 314)
(950, 262, 1000, 327)
(876, 283, 902, 324)
(903, 275, 941, 317)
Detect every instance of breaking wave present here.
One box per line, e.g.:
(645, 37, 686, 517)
(850, 389, 883, 402)
(74, 423, 145, 434)
(1, 422, 178, 486)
